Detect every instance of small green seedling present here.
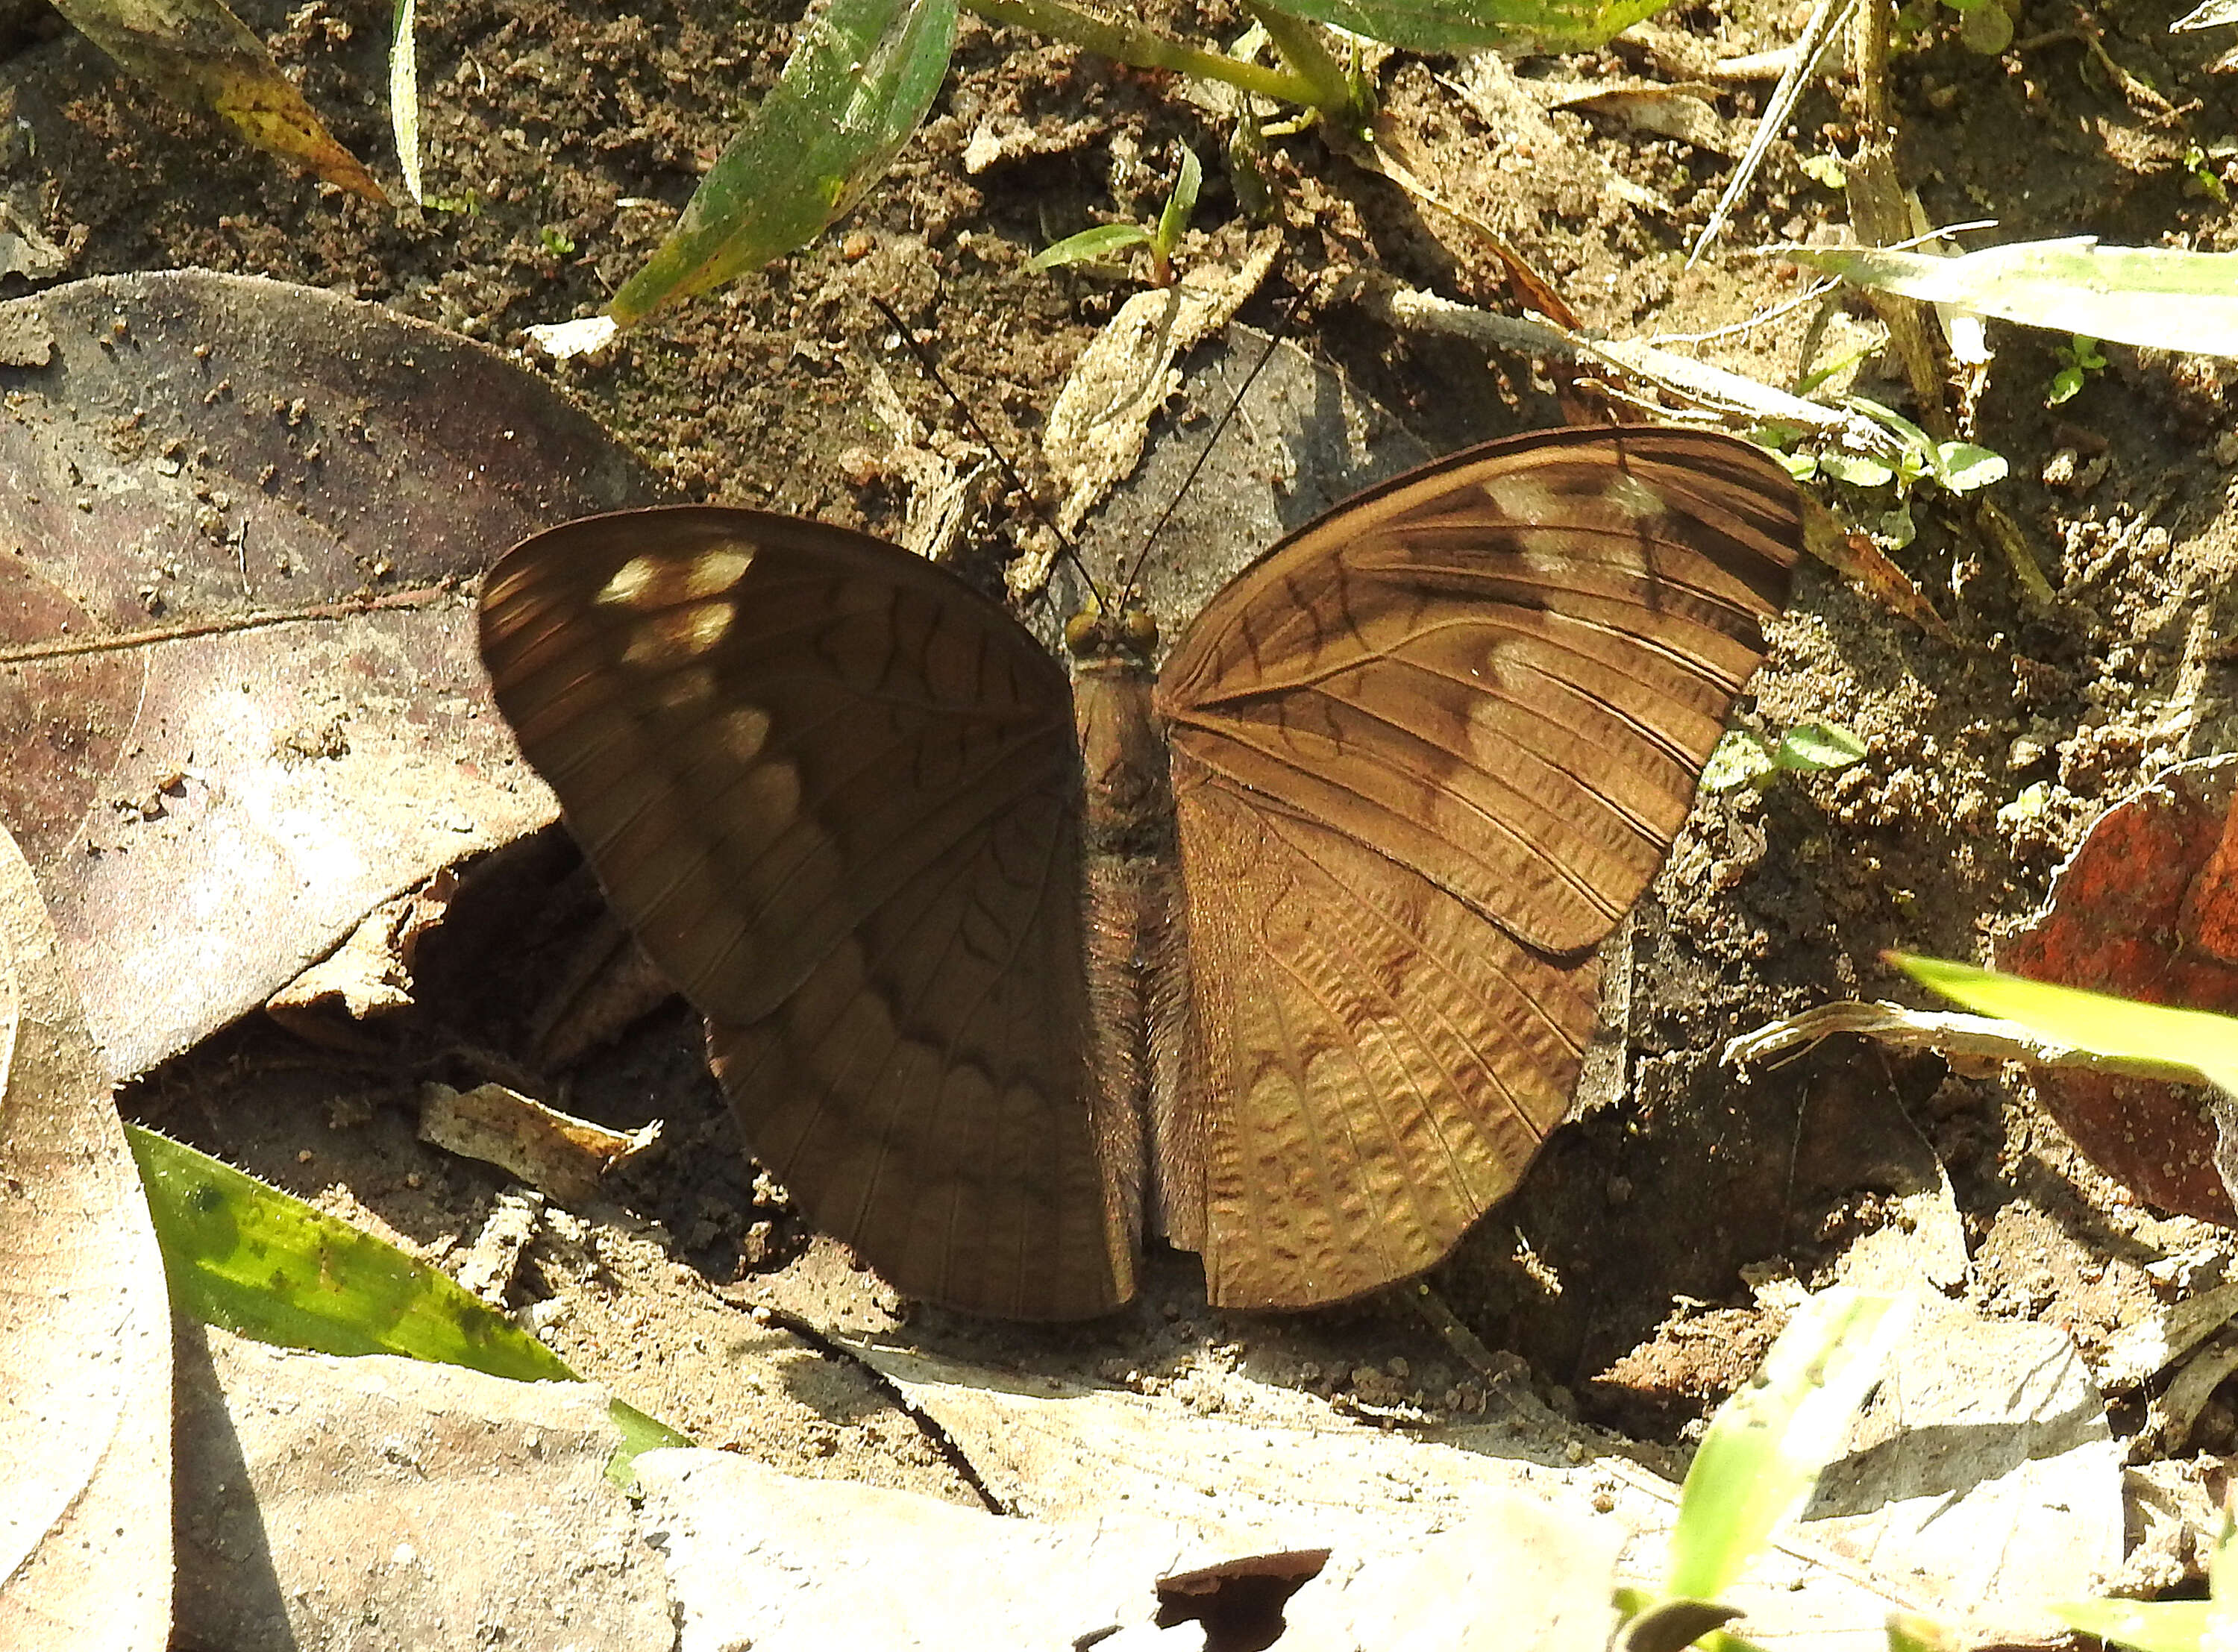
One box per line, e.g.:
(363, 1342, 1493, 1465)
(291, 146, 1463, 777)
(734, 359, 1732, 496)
(1704, 723, 1866, 793)
(2184, 143, 2231, 204)
(1770, 398, 2006, 549)
(1798, 153, 1846, 190)
(2046, 335, 2108, 406)
(601, 0, 1688, 324)
(541, 224, 578, 258)
(1612, 1287, 1914, 1652)
(1029, 145, 1201, 286)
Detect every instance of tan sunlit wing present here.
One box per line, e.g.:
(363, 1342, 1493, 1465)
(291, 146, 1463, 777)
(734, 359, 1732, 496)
(1156, 427, 1801, 1307)
(478, 509, 1134, 1319)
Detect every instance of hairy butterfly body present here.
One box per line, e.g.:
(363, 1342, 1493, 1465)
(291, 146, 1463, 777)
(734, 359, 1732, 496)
(477, 425, 1802, 1319)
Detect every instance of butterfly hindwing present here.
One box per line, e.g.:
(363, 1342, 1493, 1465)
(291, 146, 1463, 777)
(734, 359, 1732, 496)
(479, 509, 1133, 1319)
(1157, 427, 1801, 1307)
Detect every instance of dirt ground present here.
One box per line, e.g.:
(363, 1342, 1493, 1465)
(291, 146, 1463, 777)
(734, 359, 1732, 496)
(19, 0, 2238, 1548)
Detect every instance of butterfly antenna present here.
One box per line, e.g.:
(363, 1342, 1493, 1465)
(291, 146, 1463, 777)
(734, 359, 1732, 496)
(1113, 286, 1311, 612)
(866, 295, 1104, 608)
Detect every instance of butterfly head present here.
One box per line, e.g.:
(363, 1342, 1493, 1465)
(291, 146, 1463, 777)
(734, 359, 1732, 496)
(1063, 598, 1159, 664)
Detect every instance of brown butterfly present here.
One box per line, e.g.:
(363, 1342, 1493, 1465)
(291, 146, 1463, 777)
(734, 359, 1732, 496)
(477, 425, 1802, 1320)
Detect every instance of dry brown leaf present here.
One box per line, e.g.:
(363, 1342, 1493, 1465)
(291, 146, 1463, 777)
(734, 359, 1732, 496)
(0, 817, 171, 1649)
(48, 0, 386, 201)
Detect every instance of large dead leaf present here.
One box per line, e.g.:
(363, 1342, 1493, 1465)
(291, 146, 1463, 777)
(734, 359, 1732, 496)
(0, 816, 169, 1648)
(0, 270, 660, 1081)
(1996, 754, 2238, 1223)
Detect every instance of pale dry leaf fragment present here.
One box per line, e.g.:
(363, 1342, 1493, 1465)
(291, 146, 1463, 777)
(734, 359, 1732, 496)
(1803, 1307, 2121, 1639)
(419, 1081, 661, 1206)
(1032, 228, 1281, 584)
(174, 1327, 671, 1651)
(1538, 80, 1743, 158)
(2096, 1278, 2238, 1392)
(48, 0, 386, 200)
(266, 867, 456, 1034)
(0, 818, 171, 1651)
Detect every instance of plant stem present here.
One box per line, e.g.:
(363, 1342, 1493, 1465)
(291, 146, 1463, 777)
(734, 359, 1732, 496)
(1237, 0, 1357, 115)
(962, 0, 1323, 106)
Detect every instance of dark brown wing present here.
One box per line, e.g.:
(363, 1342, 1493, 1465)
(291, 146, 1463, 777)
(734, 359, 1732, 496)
(1155, 427, 1802, 1307)
(478, 508, 1133, 1319)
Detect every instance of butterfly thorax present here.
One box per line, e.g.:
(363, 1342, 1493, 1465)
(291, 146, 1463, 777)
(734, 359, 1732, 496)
(1065, 602, 1171, 858)
(1066, 601, 1202, 1254)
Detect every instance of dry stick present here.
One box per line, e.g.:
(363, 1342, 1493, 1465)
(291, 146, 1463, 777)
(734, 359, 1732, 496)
(0, 585, 460, 665)
(1687, 0, 1853, 266)
(1721, 999, 2211, 1087)
(1356, 276, 1878, 443)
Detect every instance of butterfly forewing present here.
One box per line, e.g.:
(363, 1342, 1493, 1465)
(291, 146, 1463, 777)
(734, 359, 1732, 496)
(1157, 427, 1800, 1307)
(479, 509, 1134, 1319)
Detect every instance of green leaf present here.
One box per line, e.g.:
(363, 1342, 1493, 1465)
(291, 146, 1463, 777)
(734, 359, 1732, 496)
(1250, 0, 1670, 56)
(1956, 0, 2011, 52)
(1818, 452, 1893, 488)
(1933, 442, 2007, 491)
(1890, 955, 2238, 1096)
(1773, 722, 1866, 773)
(1781, 239, 2238, 359)
(1666, 1289, 1913, 1603)
(2047, 366, 2084, 404)
(1154, 144, 1203, 260)
(130, 1123, 574, 1381)
(126, 1124, 692, 1481)
(2049, 1601, 2213, 1652)
(609, 0, 957, 324)
(1703, 730, 1775, 793)
(1027, 222, 1154, 271)
(1798, 153, 1846, 189)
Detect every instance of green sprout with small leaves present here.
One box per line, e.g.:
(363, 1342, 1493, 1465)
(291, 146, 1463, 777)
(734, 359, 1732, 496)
(1029, 145, 1200, 286)
(541, 225, 578, 258)
(2047, 335, 2109, 406)
(1704, 723, 1866, 794)
(1758, 404, 2005, 550)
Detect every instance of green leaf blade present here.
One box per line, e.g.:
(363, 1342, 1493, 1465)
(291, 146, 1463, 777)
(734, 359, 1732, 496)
(1665, 1289, 1912, 1602)
(1027, 222, 1153, 271)
(1891, 954, 2238, 1093)
(1784, 239, 2238, 359)
(128, 1123, 574, 1385)
(609, 0, 957, 324)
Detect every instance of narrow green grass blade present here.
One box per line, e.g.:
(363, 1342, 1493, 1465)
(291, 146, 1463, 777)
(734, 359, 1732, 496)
(1783, 240, 2238, 359)
(1253, 0, 1669, 55)
(389, 0, 421, 204)
(1027, 222, 1153, 271)
(609, 0, 956, 322)
(128, 1124, 692, 1481)
(128, 1123, 574, 1381)
(1155, 145, 1201, 258)
(1666, 1289, 1911, 1602)
(1892, 954, 2238, 1095)
(2050, 1600, 2212, 1652)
